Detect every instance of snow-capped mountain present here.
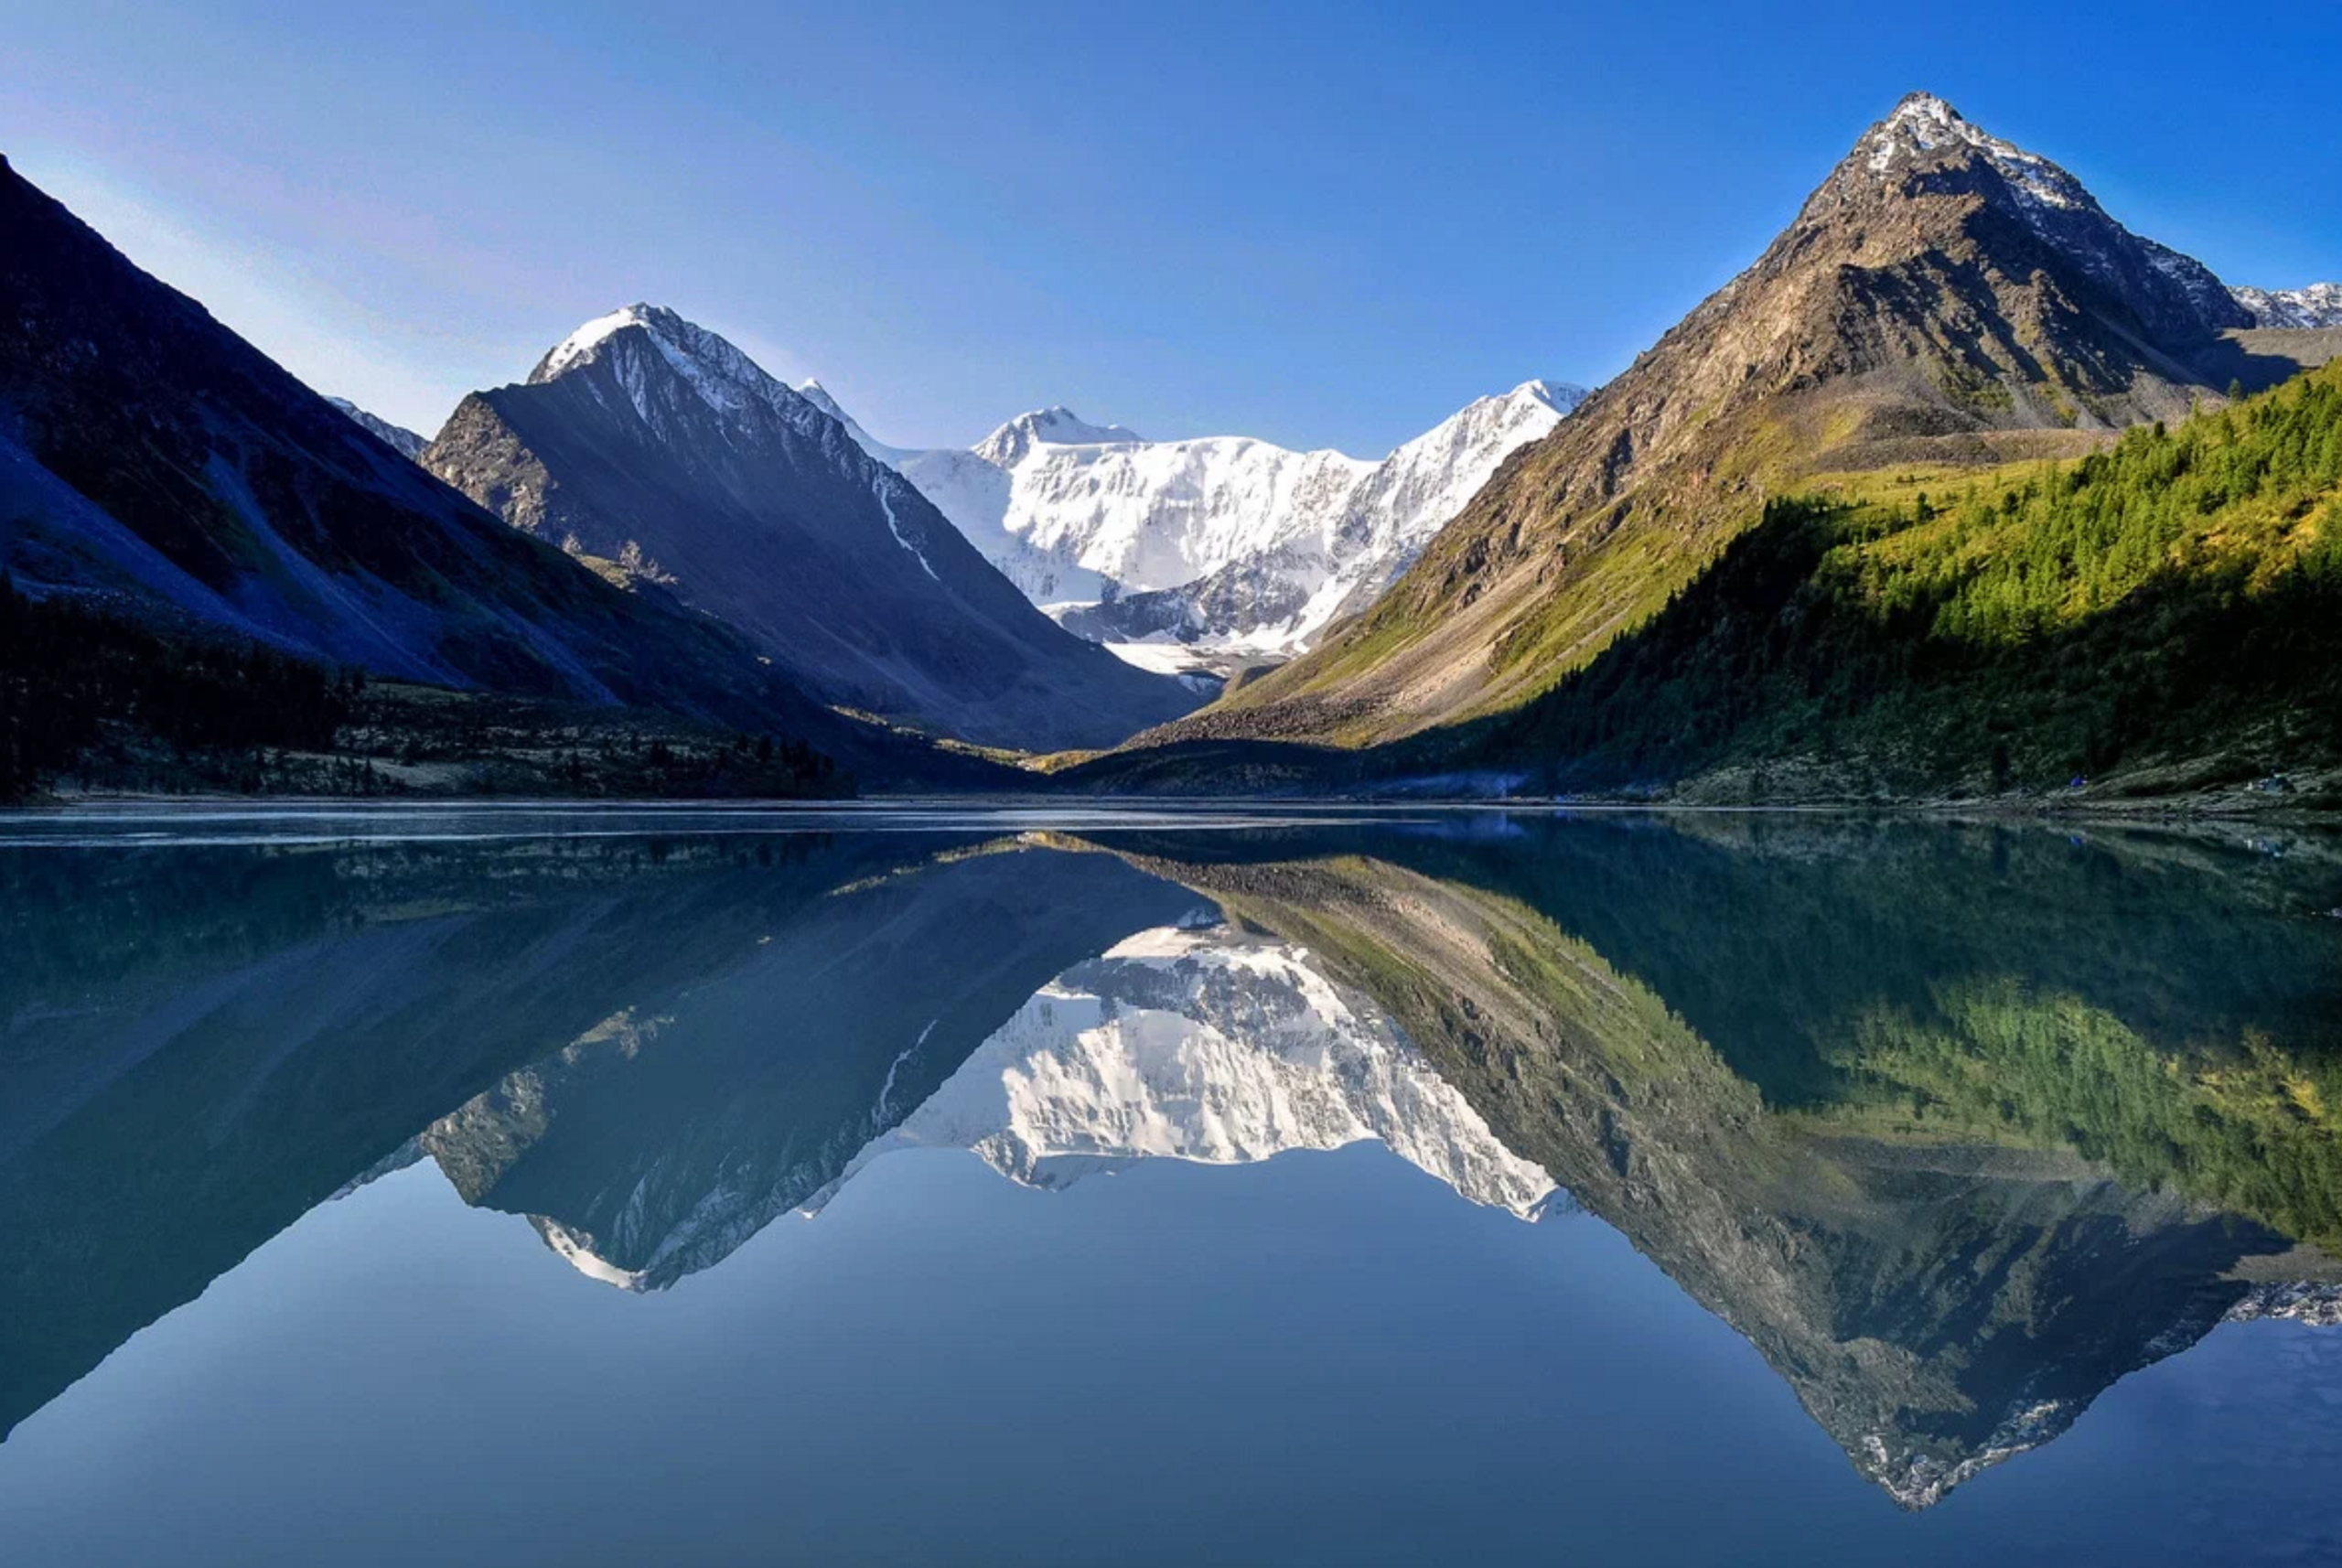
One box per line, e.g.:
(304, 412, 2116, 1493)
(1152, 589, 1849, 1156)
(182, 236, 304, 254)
(2231, 282, 2342, 328)
(422, 305, 1199, 751)
(325, 396, 427, 460)
(812, 923, 1561, 1218)
(806, 378, 1588, 663)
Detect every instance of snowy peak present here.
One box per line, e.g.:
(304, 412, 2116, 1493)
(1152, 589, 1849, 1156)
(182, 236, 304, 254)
(1829, 91, 2250, 343)
(530, 303, 673, 382)
(1849, 91, 2110, 231)
(1858, 93, 2079, 199)
(1505, 378, 1585, 414)
(1850, 98, 2336, 338)
(2232, 282, 2342, 329)
(325, 396, 428, 461)
(975, 405, 1145, 466)
(793, 378, 905, 462)
(791, 376, 852, 423)
(528, 303, 822, 433)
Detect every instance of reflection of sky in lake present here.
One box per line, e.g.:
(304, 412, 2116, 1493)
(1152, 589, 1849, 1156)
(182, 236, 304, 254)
(7, 1146, 2340, 1567)
(2, 805, 2338, 1565)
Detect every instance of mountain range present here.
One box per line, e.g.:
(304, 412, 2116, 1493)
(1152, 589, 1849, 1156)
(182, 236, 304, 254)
(9, 820, 2335, 1499)
(0, 156, 858, 751)
(6, 86, 2341, 800)
(799, 377, 1588, 669)
(800, 921, 1560, 1222)
(420, 306, 1199, 752)
(1128, 93, 2342, 777)
(2234, 283, 2342, 329)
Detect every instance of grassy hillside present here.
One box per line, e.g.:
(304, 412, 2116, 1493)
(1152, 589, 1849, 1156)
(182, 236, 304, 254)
(1484, 364, 2342, 797)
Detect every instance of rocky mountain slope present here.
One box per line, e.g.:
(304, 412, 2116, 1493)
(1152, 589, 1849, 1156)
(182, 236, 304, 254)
(0, 158, 854, 745)
(1482, 366, 2342, 800)
(423, 306, 1199, 752)
(805, 378, 1586, 662)
(325, 397, 426, 460)
(1143, 92, 2332, 750)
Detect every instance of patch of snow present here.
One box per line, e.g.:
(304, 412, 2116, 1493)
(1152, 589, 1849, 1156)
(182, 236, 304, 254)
(534, 307, 650, 382)
(875, 477, 940, 580)
(1101, 639, 1210, 676)
(534, 1215, 650, 1290)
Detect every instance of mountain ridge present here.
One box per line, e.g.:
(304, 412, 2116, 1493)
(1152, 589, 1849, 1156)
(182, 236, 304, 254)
(325, 397, 427, 461)
(2233, 282, 2342, 329)
(810, 376, 1589, 662)
(0, 157, 864, 755)
(423, 304, 1201, 752)
(1129, 91, 2333, 753)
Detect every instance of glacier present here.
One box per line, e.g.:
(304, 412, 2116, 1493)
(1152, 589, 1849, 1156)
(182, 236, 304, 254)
(803, 377, 1588, 667)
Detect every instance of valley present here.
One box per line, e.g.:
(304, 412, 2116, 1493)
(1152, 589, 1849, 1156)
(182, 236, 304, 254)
(4, 93, 2338, 817)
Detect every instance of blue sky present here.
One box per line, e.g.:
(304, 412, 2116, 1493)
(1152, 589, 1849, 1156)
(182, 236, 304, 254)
(7, 1, 2338, 454)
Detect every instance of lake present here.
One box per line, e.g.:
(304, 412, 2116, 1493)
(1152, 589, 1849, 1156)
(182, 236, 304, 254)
(2, 803, 2339, 1565)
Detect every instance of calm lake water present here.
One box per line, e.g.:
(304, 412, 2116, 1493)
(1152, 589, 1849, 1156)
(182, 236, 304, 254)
(3, 803, 2340, 1566)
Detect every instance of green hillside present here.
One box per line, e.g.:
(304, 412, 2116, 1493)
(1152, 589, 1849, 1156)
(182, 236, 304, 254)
(1486, 365, 2342, 798)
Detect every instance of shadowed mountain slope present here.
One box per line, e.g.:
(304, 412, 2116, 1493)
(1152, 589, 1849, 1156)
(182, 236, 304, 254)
(0, 159, 846, 746)
(424, 306, 1200, 752)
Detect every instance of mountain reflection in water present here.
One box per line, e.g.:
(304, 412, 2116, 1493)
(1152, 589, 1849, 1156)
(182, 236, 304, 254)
(2, 809, 2338, 1532)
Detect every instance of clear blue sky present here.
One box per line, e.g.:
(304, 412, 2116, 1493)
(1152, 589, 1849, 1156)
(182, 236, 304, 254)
(6, 1, 2337, 454)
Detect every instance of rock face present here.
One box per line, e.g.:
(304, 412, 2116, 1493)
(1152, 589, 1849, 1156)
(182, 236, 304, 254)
(808, 379, 1586, 661)
(325, 397, 427, 461)
(0, 160, 844, 734)
(2233, 283, 2342, 328)
(1155, 92, 2304, 748)
(423, 306, 1199, 752)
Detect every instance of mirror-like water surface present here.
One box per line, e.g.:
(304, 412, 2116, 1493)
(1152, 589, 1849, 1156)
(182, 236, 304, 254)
(3, 804, 2339, 1565)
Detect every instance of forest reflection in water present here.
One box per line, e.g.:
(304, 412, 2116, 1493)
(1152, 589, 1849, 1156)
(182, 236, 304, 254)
(2, 806, 2339, 1560)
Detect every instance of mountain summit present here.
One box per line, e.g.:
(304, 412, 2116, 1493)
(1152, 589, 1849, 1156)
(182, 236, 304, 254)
(1145, 92, 2330, 749)
(424, 306, 1200, 751)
